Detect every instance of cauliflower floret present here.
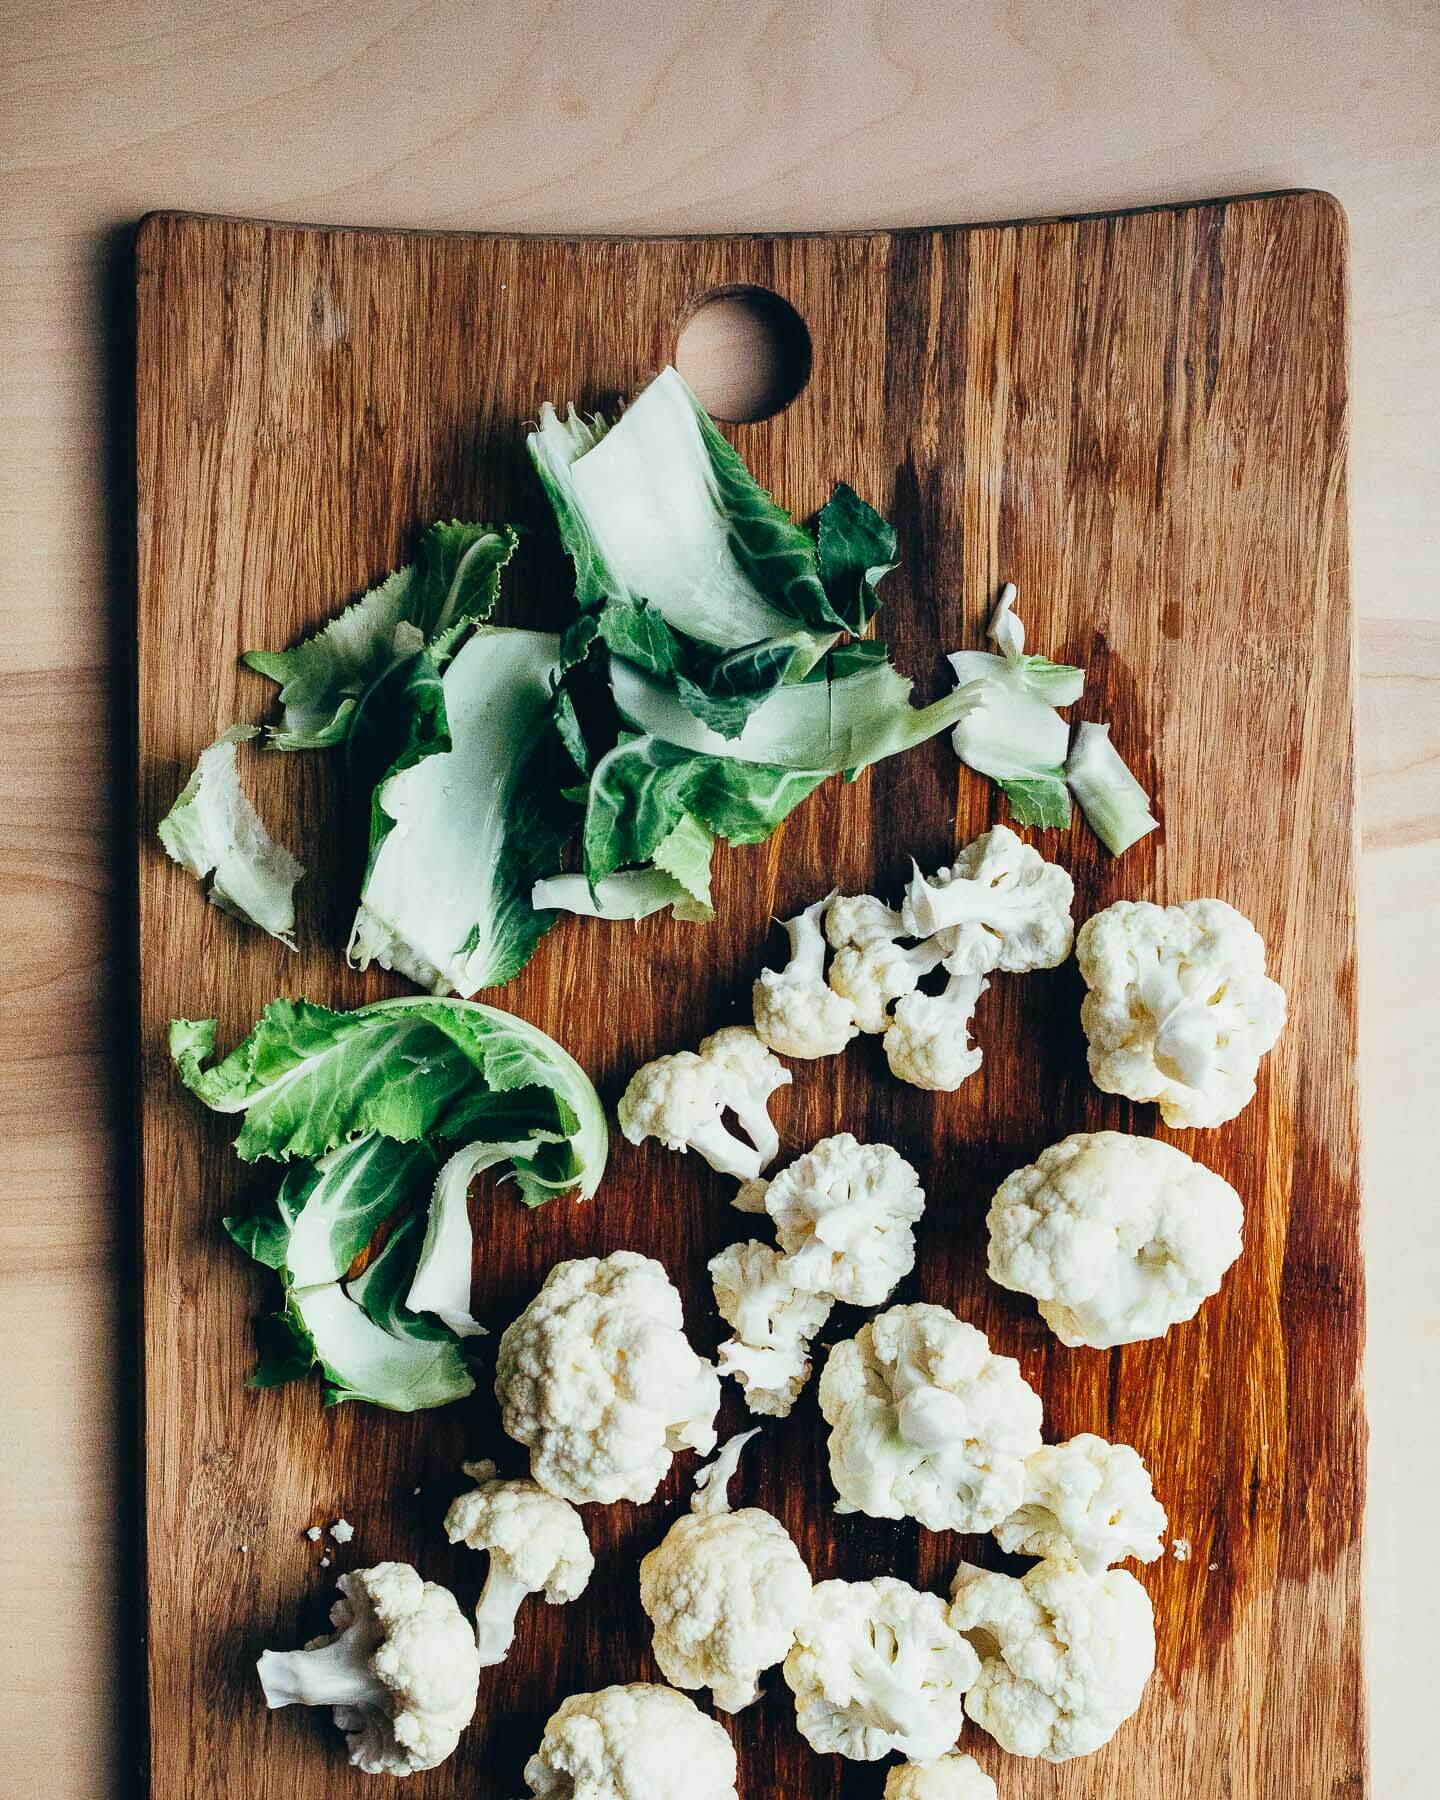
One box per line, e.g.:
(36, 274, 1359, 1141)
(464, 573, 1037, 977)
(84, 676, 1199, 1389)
(709, 1240, 833, 1418)
(950, 1556, 1155, 1762)
(986, 1131, 1244, 1348)
(1076, 897, 1287, 1128)
(883, 965, 989, 1091)
(495, 1251, 720, 1504)
(825, 892, 906, 949)
(752, 894, 859, 1058)
(783, 1576, 979, 1763)
(994, 1435, 1167, 1574)
(639, 1444, 812, 1714)
(522, 1683, 738, 1799)
(618, 1029, 791, 1180)
(824, 892, 947, 1033)
(443, 1460, 593, 1665)
(818, 1303, 1042, 1532)
(256, 1562, 480, 1775)
(902, 825, 1075, 974)
(764, 1133, 925, 1307)
(696, 1026, 791, 1168)
(884, 1753, 999, 1799)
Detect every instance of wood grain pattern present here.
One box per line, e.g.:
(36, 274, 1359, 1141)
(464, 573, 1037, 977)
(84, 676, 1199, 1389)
(134, 195, 1360, 1798)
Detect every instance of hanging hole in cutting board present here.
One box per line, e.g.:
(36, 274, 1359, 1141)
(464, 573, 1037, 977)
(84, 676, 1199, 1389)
(675, 287, 812, 423)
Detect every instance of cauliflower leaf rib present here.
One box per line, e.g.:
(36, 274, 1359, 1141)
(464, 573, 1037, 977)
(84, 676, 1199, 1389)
(156, 726, 304, 947)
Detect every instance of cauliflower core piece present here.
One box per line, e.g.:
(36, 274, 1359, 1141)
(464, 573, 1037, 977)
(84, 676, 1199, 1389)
(825, 892, 947, 1034)
(522, 1682, 738, 1799)
(752, 894, 859, 1058)
(256, 1561, 480, 1775)
(1076, 897, 1286, 1128)
(731, 1176, 770, 1214)
(618, 1027, 791, 1181)
(495, 1251, 720, 1504)
(902, 825, 1075, 975)
(764, 1133, 925, 1307)
(950, 1556, 1155, 1762)
(884, 1753, 999, 1799)
(819, 1303, 1043, 1532)
(994, 1434, 1167, 1574)
(710, 1239, 833, 1418)
(783, 1575, 979, 1762)
(639, 1505, 812, 1712)
(986, 1131, 1244, 1348)
(443, 1459, 593, 1665)
(884, 965, 989, 1092)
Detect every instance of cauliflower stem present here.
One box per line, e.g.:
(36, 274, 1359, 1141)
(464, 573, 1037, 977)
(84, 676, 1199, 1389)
(258, 1626, 387, 1711)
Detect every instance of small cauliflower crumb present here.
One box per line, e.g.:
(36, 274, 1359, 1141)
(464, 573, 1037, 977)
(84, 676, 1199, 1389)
(331, 1519, 355, 1544)
(306, 1527, 323, 1542)
(321, 1556, 332, 1569)
(1171, 1538, 1192, 1562)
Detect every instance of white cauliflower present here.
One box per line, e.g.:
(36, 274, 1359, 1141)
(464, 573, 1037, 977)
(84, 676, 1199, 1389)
(783, 1576, 979, 1763)
(752, 894, 859, 1057)
(709, 1239, 833, 1418)
(825, 892, 906, 950)
(763, 1133, 925, 1307)
(1076, 897, 1287, 1128)
(986, 1131, 1244, 1348)
(521, 1683, 738, 1799)
(443, 1459, 593, 1665)
(696, 1026, 791, 1168)
(639, 1433, 811, 1714)
(994, 1435, 1167, 1574)
(495, 1251, 720, 1504)
(256, 1562, 480, 1775)
(883, 965, 989, 1092)
(950, 1556, 1155, 1762)
(818, 1303, 1043, 1532)
(902, 826, 1075, 974)
(884, 1753, 999, 1799)
(618, 1028, 791, 1179)
(825, 892, 946, 1033)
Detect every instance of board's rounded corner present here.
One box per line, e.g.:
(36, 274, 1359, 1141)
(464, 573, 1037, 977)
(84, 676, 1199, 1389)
(1293, 188, 1350, 249)
(133, 210, 191, 278)
(133, 212, 167, 276)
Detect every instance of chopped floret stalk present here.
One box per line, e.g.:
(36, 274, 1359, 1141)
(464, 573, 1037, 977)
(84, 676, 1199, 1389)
(691, 1428, 760, 1515)
(258, 1628, 387, 1711)
(474, 1564, 531, 1666)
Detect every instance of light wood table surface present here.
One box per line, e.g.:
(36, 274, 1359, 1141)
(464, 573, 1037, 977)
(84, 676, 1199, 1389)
(3, 4, 1434, 1794)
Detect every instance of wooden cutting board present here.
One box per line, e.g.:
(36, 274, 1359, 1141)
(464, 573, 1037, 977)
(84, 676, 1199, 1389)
(134, 194, 1363, 1799)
